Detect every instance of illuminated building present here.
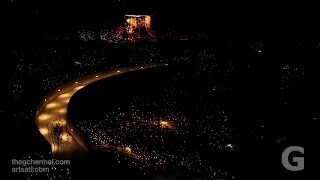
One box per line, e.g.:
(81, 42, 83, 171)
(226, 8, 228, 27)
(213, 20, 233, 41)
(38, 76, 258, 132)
(125, 15, 151, 34)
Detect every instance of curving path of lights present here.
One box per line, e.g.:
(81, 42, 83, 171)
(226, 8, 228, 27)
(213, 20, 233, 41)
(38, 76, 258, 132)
(35, 63, 169, 156)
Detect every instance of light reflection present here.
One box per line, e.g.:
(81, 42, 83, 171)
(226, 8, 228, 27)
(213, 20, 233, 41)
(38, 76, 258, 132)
(51, 145, 58, 153)
(75, 86, 85, 90)
(39, 128, 48, 135)
(61, 99, 70, 103)
(38, 114, 51, 121)
(45, 102, 59, 109)
(56, 108, 67, 114)
(61, 132, 70, 142)
(57, 93, 72, 99)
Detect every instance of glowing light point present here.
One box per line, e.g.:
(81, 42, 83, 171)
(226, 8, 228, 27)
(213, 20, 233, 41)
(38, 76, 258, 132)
(160, 121, 168, 126)
(160, 120, 172, 128)
(224, 144, 235, 150)
(124, 147, 132, 154)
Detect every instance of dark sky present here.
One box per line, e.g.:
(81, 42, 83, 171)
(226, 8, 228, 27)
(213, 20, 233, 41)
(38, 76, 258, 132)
(9, 0, 260, 23)
(7, 0, 320, 37)
(8, 0, 261, 31)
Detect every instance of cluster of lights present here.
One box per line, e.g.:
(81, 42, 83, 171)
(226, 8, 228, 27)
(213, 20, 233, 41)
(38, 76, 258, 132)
(41, 74, 72, 92)
(248, 39, 263, 53)
(73, 66, 237, 179)
(280, 64, 305, 105)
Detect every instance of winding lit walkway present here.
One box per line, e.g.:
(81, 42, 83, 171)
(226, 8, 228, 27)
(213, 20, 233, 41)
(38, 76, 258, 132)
(35, 63, 169, 156)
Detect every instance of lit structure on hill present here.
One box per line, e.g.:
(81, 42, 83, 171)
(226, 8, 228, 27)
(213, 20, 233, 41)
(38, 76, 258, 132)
(125, 15, 151, 34)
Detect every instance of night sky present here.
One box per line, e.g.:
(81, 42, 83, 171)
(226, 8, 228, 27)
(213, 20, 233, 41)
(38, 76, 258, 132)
(7, 0, 320, 38)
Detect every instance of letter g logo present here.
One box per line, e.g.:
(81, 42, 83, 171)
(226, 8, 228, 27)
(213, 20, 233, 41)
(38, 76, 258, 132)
(281, 146, 304, 171)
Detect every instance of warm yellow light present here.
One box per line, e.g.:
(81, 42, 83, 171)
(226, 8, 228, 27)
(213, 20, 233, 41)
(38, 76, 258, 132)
(75, 86, 85, 90)
(117, 70, 121, 73)
(124, 147, 131, 154)
(38, 114, 51, 121)
(56, 108, 67, 114)
(95, 75, 99, 78)
(45, 102, 59, 109)
(160, 120, 172, 128)
(62, 99, 70, 103)
(39, 128, 48, 135)
(58, 89, 61, 92)
(51, 144, 58, 153)
(61, 132, 70, 142)
(52, 119, 66, 126)
(57, 93, 71, 99)
(161, 121, 168, 125)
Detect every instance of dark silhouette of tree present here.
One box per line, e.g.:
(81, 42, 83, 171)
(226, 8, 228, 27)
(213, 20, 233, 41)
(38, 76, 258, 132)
(139, 26, 148, 40)
(122, 29, 128, 40)
(47, 118, 70, 153)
